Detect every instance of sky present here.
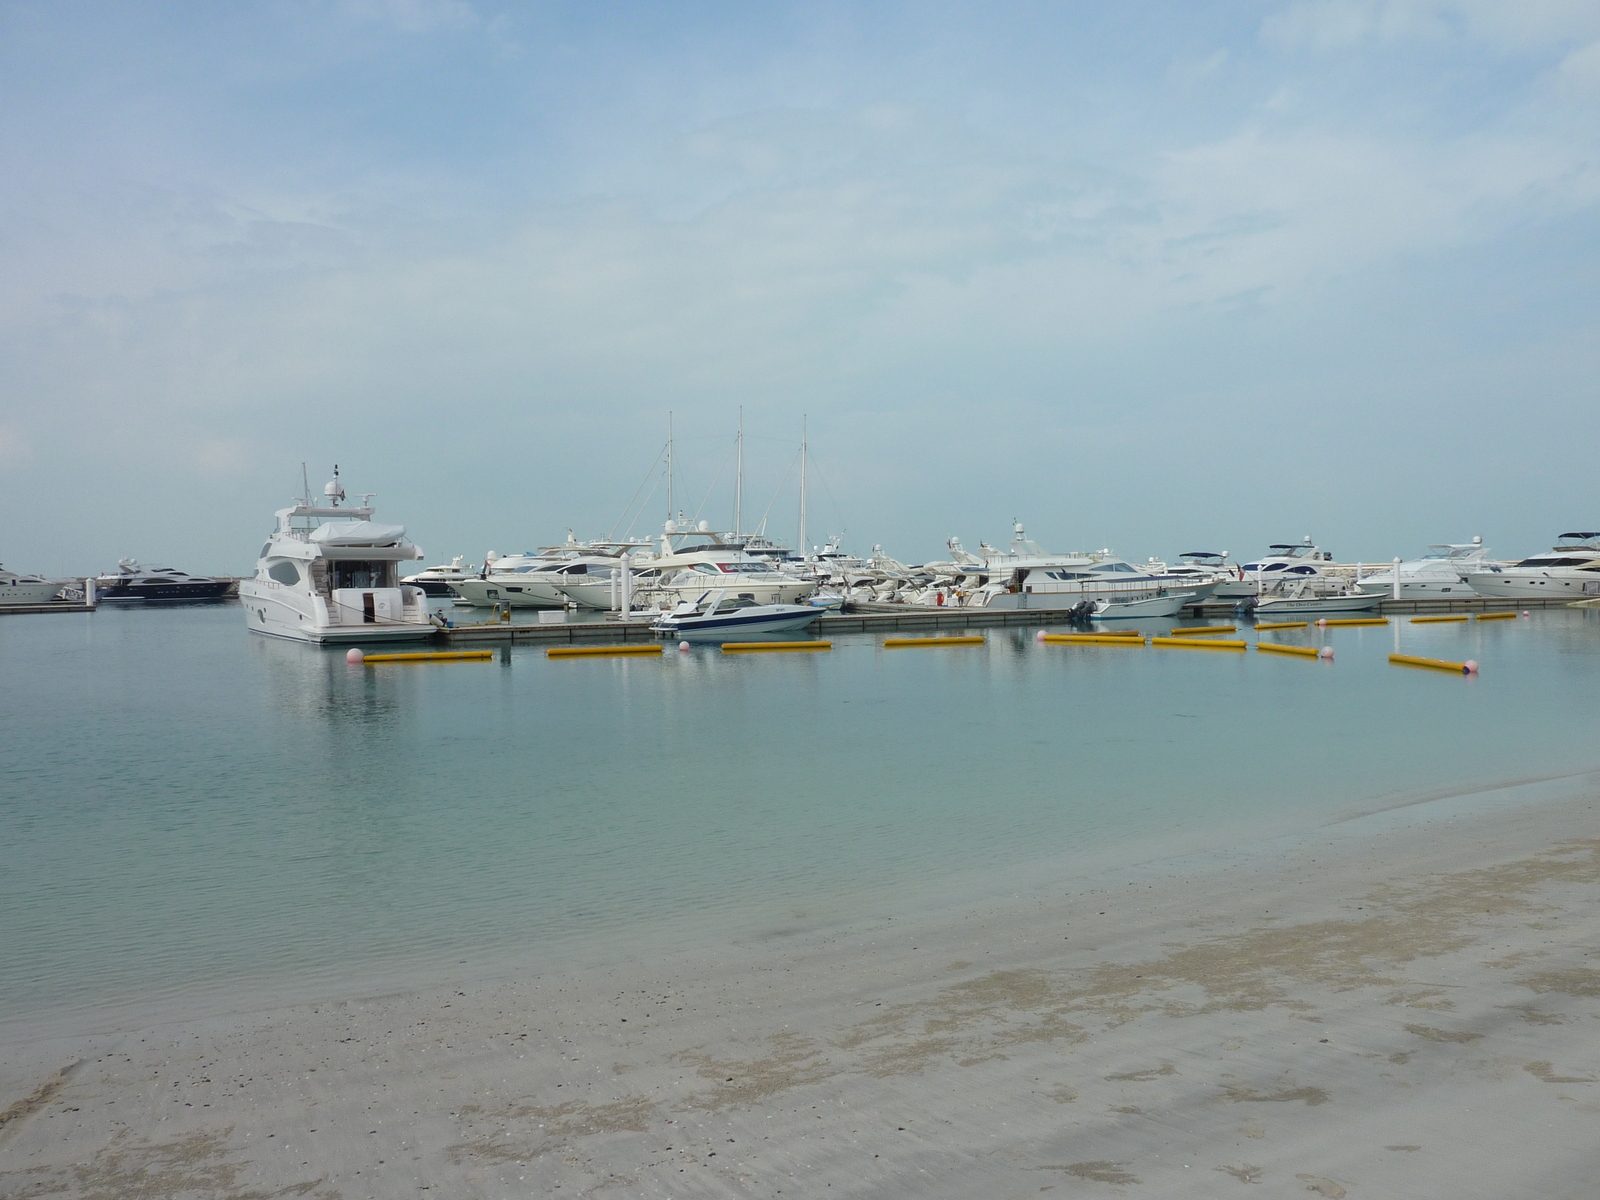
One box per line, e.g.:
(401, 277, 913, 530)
(2, 0, 1598, 574)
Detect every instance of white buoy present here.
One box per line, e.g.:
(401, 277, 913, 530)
(1316, 618, 1328, 627)
(1522, 610, 1530, 617)
(1035, 629, 1048, 641)
(1318, 646, 1334, 660)
(1464, 659, 1479, 674)
(346, 648, 364, 664)
(678, 640, 690, 652)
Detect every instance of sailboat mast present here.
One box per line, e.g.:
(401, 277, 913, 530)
(798, 414, 807, 561)
(735, 405, 743, 537)
(666, 411, 674, 523)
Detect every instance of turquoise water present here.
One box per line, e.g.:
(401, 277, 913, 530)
(5, 604, 1600, 1022)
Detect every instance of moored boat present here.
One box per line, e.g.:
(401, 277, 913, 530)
(650, 591, 822, 641)
(238, 467, 434, 644)
(97, 560, 232, 602)
(0, 564, 69, 605)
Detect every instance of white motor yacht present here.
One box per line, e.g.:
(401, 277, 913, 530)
(1251, 580, 1384, 616)
(650, 590, 822, 640)
(452, 544, 645, 609)
(1355, 538, 1494, 597)
(239, 468, 433, 644)
(402, 556, 479, 597)
(1466, 533, 1600, 599)
(0, 564, 68, 605)
(1210, 538, 1336, 600)
(555, 523, 815, 611)
(963, 523, 1218, 612)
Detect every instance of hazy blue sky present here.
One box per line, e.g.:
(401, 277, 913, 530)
(3, 0, 1597, 573)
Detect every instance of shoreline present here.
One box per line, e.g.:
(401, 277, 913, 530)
(4, 778, 1600, 1196)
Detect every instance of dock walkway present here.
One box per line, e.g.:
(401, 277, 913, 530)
(436, 594, 1572, 645)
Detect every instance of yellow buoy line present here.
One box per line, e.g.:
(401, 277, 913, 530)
(1150, 636, 1247, 650)
(882, 635, 985, 647)
(1475, 611, 1519, 621)
(1253, 621, 1308, 631)
(546, 644, 664, 658)
(1389, 652, 1477, 675)
(1040, 634, 1146, 646)
(1168, 625, 1237, 636)
(1255, 642, 1320, 658)
(721, 641, 832, 653)
(1322, 617, 1389, 627)
(1411, 614, 1469, 624)
(362, 650, 493, 664)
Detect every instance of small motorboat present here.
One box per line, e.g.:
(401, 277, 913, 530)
(1251, 582, 1384, 616)
(651, 590, 822, 641)
(1090, 592, 1191, 619)
(97, 560, 233, 602)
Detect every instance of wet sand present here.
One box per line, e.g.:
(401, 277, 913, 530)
(4, 788, 1600, 1199)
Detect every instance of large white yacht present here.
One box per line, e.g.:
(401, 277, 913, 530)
(450, 538, 652, 609)
(1355, 538, 1494, 597)
(555, 522, 814, 611)
(1466, 533, 1600, 599)
(0, 564, 68, 605)
(1210, 538, 1336, 600)
(960, 524, 1219, 613)
(239, 468, 434, 644)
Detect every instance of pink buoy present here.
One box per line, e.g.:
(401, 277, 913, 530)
(1522, 610, 1530, 617)
(1035, 629, 1048, 641)
(346, 648, 364, 664)
(678, 641, 691, 652)
(1316, 618, 1328, 627)
(1464, 659, 1479, 674)
(1318, 646, 1334, 660)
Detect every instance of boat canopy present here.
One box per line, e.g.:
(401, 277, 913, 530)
(1180, 551, 1225, 559)
(1557, 532, 1600, 540)
(309, 521, 407, 547)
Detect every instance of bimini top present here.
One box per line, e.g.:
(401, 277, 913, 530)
(308, 520, 408, 547)
(1557, 532, 1600, 541)
(1180, 551, 1226, 560)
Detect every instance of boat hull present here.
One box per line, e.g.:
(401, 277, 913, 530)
(1252, 592, 1384, 616)
(0, 581, 68, 605)
(651, 606, 821, 641)
(1092, 593, 1193, 618)
(240, 580, 435, 644)
(1466, 571, 1600, 599)
(99, 580, 233, 602)
(984, 582, 1214, 612)
(451, 578, 567, 608)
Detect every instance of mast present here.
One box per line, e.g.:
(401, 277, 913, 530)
(735, 405, 743, 536)
(666, 411, 674, 524)
(798, 414, 808, 561)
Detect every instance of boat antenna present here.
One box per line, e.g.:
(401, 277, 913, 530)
(798, 413, 808, 561)
(735, 405, 743, 537)
(300, 462, 310, 504)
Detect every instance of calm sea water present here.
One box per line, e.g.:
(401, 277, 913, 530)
(5, 603, 1600, 1023)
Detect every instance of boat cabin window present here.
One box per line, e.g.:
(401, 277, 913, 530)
(331, 561, 391, 589)
(1517, 556, 1590, 567)
(1286, 565, 1317, 574)
(267, 560, 301, 586)
(259, 544, 272, 560)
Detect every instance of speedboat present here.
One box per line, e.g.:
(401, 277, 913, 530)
(961, 523, 1218, 612)
(1466, 533, 1600, 599)
(650, 590, 822, 641)
(97, 560, 232, 602)
(1251, 581, 1384, 616)
(0, 564, 69, 605)
(1210, 538, 1336, 600)
(401, 556, 479, 597)
(1091, 593, 1193, 619)
(1355, 538, 1494, 597)
(238, 467, 434, 644)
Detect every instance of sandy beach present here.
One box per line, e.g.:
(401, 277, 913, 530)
(4, 785, 1599, 1200)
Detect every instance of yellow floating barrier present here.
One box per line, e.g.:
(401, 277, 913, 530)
(1323, 617, 1389, 626)
(1476, 611, 1518, 621)
(363, 650, 493, 663)
(1256, 642, 1319, 658)
(1389, 653, 1476, 675)
(1253, 620, 1309, 630)
(1040, 634, 1146, 646)
(1411, 614, 1468, 624)
(883, 635, 985, 647)
(1150, 637, 1247, 651)
(1168, 625, 1237, 636)
(721, 641, 832, 653)
(546, 644, 664, 658)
